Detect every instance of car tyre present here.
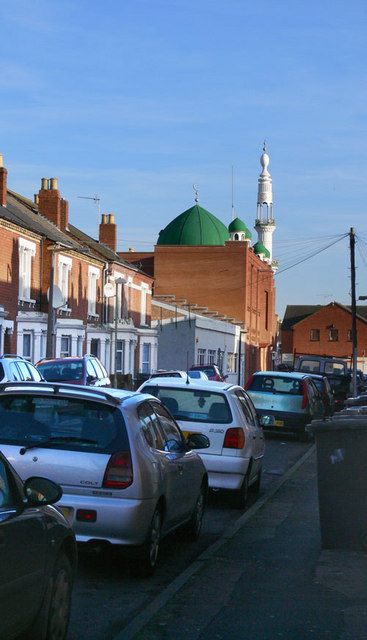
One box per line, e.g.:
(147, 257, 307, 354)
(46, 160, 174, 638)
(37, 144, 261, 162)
(232, 472, 249, 510)
(250, 465, 262, 493)
(137, 507, 162, 577)
(186, 485, 206, 541)
(26, 554, 73, 640)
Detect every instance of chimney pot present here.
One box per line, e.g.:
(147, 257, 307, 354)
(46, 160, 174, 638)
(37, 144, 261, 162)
(34, 194, 39, 205)
(41, 178, 49, 190)
(129, 247, 135, 252)
(101, 213, 107, 224)
(50, 178, 58, 190)
(109, 214, 115, 224)
(0, 154, 3, 168)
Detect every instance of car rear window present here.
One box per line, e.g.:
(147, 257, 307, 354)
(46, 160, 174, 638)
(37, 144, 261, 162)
(142, 385, 232, 423)
(0, 395, 127, 453)
(247, 375, 303, 395)
(37, 360, 84, 382)
(297, 360, 321, 373)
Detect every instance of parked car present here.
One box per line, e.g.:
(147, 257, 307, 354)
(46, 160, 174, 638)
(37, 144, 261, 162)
(245, 371, 325, 435)
(0, 354, 44, 383)
(0, 450, 77, 640)
(304, 373, 336, 416)
(149, 370, 209, 381)
(138, 377, 264, 509)
(0, 381, 209, 575)
(295, 355, 351, 410)
(36, 355, 111, 387)
(189, 364, 227, 382)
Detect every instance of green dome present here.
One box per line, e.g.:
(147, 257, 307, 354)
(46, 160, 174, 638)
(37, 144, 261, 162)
(228, 217, 252, 239)
(253, 241, 270, 258)
(157, 204, 230, 246)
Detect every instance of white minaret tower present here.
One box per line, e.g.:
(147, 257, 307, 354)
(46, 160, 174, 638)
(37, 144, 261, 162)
(255, 142, 276, 261)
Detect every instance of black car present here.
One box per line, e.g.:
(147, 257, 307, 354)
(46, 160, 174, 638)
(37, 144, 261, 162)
(0, 451, 77, 640)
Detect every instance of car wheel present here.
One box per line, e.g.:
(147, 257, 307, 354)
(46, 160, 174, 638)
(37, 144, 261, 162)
(186, 485, 206, 541)
(250, 465, 262, 493)
(26, 554, 73, 640)
(138, 507, 162, 577)
(232, 472, 249, 510)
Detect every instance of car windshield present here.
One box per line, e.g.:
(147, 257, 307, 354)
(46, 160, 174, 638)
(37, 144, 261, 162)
(37, 360, 84, 382)
(143, 385, 232, 423)
(247, 375, 303, 395)
(191, 367, 216, 377)
(0, 395, 127, 453)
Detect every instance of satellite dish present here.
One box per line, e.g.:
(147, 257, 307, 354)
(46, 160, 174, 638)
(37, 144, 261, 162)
(104, 282, 115, 298)
(47, 285, 64, 309)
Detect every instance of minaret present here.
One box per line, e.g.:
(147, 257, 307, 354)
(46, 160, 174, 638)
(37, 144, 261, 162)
(254, 142, 276, 262)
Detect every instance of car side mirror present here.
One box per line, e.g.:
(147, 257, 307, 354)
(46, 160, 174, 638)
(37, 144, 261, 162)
(24, 476, 62, 506)
(186, 433, 210, 449)
(87, 374, 97, 384)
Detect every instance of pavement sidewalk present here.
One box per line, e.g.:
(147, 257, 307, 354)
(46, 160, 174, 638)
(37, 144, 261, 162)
(118, 446, 367, 640)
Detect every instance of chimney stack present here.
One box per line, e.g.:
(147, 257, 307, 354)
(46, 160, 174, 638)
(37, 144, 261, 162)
(0, 154, 7, 206)
(37, 177, 67, 229)
(99, 213, 117, 252)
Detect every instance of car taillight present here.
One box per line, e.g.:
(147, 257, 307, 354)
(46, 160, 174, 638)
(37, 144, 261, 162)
(103, 451, 133, 489)
(302, 381, 308, 409)
(223, 428, 245, 449)
(244, 375, 254, 390)
(215, 375, 220, 381)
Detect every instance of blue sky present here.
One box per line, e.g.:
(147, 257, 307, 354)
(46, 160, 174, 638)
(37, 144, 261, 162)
(2, 0, 367, 318)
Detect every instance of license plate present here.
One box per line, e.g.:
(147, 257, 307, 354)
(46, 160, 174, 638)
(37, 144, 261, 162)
(274, 419, 284, 427)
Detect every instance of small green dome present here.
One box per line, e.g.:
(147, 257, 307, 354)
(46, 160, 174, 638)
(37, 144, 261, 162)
(253, 241, 270, 258)
(157, 204, 230, 246)
(228, 217, 252, 239)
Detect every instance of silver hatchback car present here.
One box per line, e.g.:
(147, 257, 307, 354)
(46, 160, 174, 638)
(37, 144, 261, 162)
(0, 382, 209, 575)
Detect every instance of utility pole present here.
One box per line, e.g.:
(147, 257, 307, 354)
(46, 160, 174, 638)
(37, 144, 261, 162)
(350, 227, 357, 397)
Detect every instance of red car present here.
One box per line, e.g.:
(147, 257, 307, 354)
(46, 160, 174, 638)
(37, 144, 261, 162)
(189, 364, 227, 382)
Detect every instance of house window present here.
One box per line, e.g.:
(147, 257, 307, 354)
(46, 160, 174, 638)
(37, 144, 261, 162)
(329, 328, 338, 342)
(310, 329, 320, 341)
(140, 284, 149, 326)
(197, 348, 206, 365)
(60, 336, 71, 357)
(227, 352, 237, 373)
(116, 340, 124, 373)
(58, 255, 72, 307)
(18, 238, 36, 300)
(347, 329, 352, 342)
(208, 349, 216, 364)
(142, 343, 151, 374)
(22, 332, 32, 360)
(90, 338, 100, 357)
(88, 266, 100, 316)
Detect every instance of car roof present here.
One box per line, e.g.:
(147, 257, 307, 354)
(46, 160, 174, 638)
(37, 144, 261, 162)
(140, 378, 235, 391)
(251, 371, 312, 380)
(0, 380, 145, 407)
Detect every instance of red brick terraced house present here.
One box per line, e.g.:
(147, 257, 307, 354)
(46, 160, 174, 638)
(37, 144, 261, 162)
(0, 154, 157, 385)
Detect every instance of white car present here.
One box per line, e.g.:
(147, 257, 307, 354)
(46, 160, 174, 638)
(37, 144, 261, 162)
(0, 381, 209, 575)
(139, 378, 265, 508)
(149, 370, 209, 381)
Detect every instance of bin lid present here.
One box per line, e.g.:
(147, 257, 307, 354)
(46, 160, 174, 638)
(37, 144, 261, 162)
(307, 415, 367, 432)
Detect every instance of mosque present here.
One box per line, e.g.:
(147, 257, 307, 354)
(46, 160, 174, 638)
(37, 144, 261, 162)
(119, 145, 278, 378)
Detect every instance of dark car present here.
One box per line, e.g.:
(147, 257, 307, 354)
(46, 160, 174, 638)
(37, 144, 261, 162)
(0, 450, 77, 640)
(304, 373, 336, 416)
(189, 364, 227, 382)
(36, 355, 111, 387)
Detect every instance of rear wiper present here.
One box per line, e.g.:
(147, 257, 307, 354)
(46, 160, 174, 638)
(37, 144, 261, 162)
(19, 436, 98, 455)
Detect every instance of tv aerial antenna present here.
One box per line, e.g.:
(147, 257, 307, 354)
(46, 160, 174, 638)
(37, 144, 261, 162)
(77, 194, 101, 226)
